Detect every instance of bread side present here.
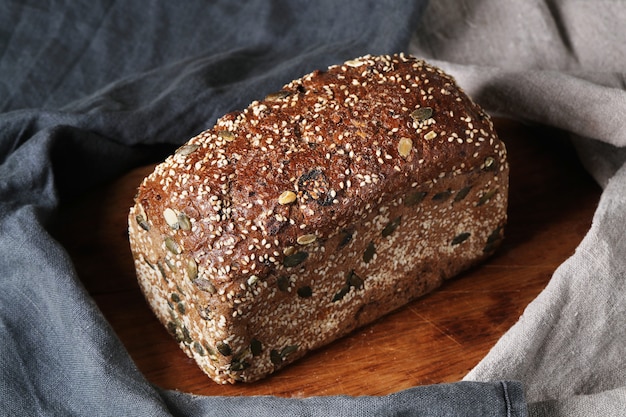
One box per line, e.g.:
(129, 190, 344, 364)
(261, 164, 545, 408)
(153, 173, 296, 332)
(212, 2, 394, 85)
(128, 53, 508, 384)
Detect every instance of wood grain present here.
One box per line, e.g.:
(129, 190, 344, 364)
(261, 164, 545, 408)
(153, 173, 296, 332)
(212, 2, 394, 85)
(53, 119, 601, 397)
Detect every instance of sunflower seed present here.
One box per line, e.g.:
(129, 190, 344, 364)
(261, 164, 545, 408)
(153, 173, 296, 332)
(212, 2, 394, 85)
(345, 59, 365, 67)
(297, 233, 317, 245)
(424, 131, 437, 140)
(163, 208, 179, 229)
(398, 137, 413, 158)
(278, 190, 297, 205)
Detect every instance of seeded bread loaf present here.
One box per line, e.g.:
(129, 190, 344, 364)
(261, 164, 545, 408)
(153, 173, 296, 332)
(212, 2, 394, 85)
(128, 53, 508, 384)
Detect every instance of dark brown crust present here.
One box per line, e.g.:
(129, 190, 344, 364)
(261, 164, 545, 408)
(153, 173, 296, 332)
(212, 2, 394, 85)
(128, 54, 508, 383)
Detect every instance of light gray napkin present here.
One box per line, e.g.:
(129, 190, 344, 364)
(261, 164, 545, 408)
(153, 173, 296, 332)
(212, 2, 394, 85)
(410, 1, 626, 415)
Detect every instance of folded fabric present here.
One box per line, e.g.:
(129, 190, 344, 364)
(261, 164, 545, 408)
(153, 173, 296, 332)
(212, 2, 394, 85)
(3, 0, 626, 416)
(409, 1, 626, 414)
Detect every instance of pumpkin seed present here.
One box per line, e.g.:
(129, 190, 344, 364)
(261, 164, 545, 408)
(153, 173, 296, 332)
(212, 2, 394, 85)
(171, 293, 181, 303)
(165, 258, 177, 272)
(217, 130, 235, 142)
(337, 229, 353, 249)
(347, 270, 364, 289)
(398, 137, 413, 158)
(410, 107, 433, 122)
(363, 241, 376, 263)
(181, 326, 193, 344)
(432, 189, 452, 202)
(281, 345, 298, 357)
(382, 216, 402, 237)
(265, 90, 291, 101)
(424, 131, 437, 140)
(278, 190, 297, 205)
(177, 302, 185, 314)
(270, 345, 298, 365)
(333, 270, 364, 302)
(230, 358, 250, 371)
(163, 208, 179, 229)
(177, 212, 192, 231)
(486, 226, 503, 244)
(135, 214, 150, 231)
(332, 284, 351, 302)
(167, 321, 192, 344)
(297, 286, 312, 298)
(483, 156, 496, 171)
(193, 277, 216, 294)
(404, 190, 427, 206)
(164, 236, 182, 254)
(283, 246, 296, 256)
(193, 341, 205, 356)
(277, 275, 290, 291)
(477, 188, 497, 206)
(217, 342, 232, 356)
(483, 226, 504, 253)
(166, 321, 180, 341)
(283, 251, 308, 267)
(250, 338, 263, 356)
(454, 186, 472, 202)
(451, 232, 471, 245)
(186, 258, 198, 280)
(203, 343, 217, 357)
(175, 144, 200, 156)
(297, 233, 317, 245)
(198, 306, 212, 321)
(157, 260, 168, 282)
(270, 349, 283, 365)
(143, 258, 155, 270)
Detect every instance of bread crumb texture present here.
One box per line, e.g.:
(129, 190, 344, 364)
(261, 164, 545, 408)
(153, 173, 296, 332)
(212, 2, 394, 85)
(128, 53, 508, 384)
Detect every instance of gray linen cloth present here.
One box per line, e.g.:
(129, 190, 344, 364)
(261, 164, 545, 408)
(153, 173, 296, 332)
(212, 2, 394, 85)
(409, 1, 626, 415)
(0, 1, 526, 416)
(2, 0, 626, 415)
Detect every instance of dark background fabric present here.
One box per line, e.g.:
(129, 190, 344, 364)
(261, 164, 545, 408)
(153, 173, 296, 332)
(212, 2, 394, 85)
(0, 1, 528, 416)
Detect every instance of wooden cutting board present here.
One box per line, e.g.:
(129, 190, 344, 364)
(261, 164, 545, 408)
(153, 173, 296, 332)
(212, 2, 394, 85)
(53, 119, 601, 397)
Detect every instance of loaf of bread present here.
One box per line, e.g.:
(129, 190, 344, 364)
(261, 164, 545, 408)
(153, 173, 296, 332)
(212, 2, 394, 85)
(128, 53, 508, 384)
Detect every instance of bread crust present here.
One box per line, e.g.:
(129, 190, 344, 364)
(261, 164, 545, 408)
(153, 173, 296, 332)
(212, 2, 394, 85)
(128, 53, 508, 383)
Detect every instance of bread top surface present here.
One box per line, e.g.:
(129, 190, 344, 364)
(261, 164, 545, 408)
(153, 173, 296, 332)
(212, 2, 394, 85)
(133, 53, 506, 287)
